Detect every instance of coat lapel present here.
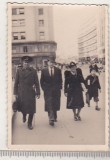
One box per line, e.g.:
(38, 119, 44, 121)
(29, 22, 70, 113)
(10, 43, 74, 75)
(22, 68, 32, 79)
(46, 68, 50, 77)
(53, 67, 56, 77)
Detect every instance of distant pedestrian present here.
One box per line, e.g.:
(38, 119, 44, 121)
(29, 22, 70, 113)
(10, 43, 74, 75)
(89, 61, 99, 74)
(64, 62, 86, 121)
(85, 68, 101, 111)
(64, 65, 70, 78)
(14, 56, 40, 130)
(40, 57, 62, 126)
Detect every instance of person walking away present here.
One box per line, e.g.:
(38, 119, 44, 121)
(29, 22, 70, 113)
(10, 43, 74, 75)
(40, 57, 62, 126)
(85, 68, 101, 111)
(14, 56, 40, 130)
(64, 62, 86, 121)
(89, 61, 99, 74)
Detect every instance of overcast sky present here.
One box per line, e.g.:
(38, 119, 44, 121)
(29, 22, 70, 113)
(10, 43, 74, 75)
(53, 5, 98, 60)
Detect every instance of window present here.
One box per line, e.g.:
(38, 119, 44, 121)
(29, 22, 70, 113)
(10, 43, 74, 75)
(12, 20, 19, 26)
(19, 8, 24, 14)
(38, 8, 43, 15)
(13, 32, 19, 40)
(34, 46, 38, 52)
(19, 19, 25, 26)
(12, 32, 26, 40)
(20, 32, 26, 40)
(23, 46, 28, 52)
(39, 20, 44, 27)
(12, 19, 25, 27)
(12, 8, 17, 15)
(39, 32, 45, 40)
(12, 8, 25, 15)
(12, 46, 20, 53)
(12, 46, 17, 53)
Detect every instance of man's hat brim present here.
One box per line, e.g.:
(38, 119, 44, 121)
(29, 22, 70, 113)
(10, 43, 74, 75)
(69, 61, 76, 68)
(21, 56, 33, 62)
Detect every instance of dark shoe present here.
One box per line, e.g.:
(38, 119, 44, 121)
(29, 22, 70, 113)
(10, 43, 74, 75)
(28, 124, 33, 130)
(95, 106, 100, 111)
(23, 116, 26, 123)
(74, 115, 78, 121)
(76, 114, 81, 121)
(49, 121, 54, 126)
(88, 104, 90, 107)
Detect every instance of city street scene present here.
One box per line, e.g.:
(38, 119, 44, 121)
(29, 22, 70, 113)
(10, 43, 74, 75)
(8, 4, 108, 148)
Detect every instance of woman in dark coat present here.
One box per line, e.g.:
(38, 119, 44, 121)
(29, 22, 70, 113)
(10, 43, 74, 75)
(64, 62, 86, 121)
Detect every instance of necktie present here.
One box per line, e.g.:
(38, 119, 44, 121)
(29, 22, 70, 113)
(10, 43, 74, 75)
(51, 67, 53, 76)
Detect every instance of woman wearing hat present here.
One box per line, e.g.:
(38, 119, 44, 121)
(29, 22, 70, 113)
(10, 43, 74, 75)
(64, 62, 86, 121)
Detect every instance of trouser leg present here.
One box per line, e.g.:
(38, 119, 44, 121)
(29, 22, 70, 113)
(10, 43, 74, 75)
(54, 111, 57, 120)
(47, 95, 54, 122)
(86, 92, 90, 106)
(48, 110, 54, 122)
(23, 113, 26, 118)
(22, 113, 27, 123)
(28, 114, 34, 125)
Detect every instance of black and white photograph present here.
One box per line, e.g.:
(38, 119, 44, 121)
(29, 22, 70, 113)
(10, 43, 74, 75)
(8, 3, 108, 151)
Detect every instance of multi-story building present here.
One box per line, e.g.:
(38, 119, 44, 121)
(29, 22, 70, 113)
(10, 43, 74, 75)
(12, 6, 57, 68)
(78, 6, 106, 62)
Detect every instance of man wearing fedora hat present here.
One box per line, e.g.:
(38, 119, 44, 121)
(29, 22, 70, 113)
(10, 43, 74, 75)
(14, 56, 40, 130)
(40, 56, 62, 126)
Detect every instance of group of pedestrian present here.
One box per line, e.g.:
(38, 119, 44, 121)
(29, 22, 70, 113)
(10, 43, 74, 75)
(13, 55, 101, 130)
(64, 61, 101, 121)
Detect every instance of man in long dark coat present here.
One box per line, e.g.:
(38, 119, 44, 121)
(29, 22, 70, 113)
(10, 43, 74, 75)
(14, 56, 40, 130)
(40, 57, 62, 126)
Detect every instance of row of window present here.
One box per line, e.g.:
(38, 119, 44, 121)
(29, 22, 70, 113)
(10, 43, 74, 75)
(79, 48, 97, 56)
(12, 44, 56, 53)
(12, 8, 44, 15)
(12, 19, 44, 27)
(78, 29, 97, 43)
(12, 32, 26, 40)
(12, 32, 45, 40)
(12, 19, 25, 26)
(79, 37, 97, 49)
(79, 44, 97, 54)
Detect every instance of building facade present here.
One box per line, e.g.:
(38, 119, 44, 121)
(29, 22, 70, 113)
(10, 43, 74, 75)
(78, 6, 106, 62)
(12, 6, 57, 68)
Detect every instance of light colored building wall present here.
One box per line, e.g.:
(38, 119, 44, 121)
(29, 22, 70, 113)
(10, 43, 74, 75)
(35, 6, 54, 41)
(12, 6, 37, 42)
(11, 6, 56, 67)
(12, 6, 54, 43)
(24, 7, 37, 41)
(78, 6, 106, 59)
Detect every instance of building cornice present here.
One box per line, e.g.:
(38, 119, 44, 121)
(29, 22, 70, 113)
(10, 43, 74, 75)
(12, 41, 57, 45)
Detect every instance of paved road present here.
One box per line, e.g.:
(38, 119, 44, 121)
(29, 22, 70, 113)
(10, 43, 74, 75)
(12, 65, 105, 145)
